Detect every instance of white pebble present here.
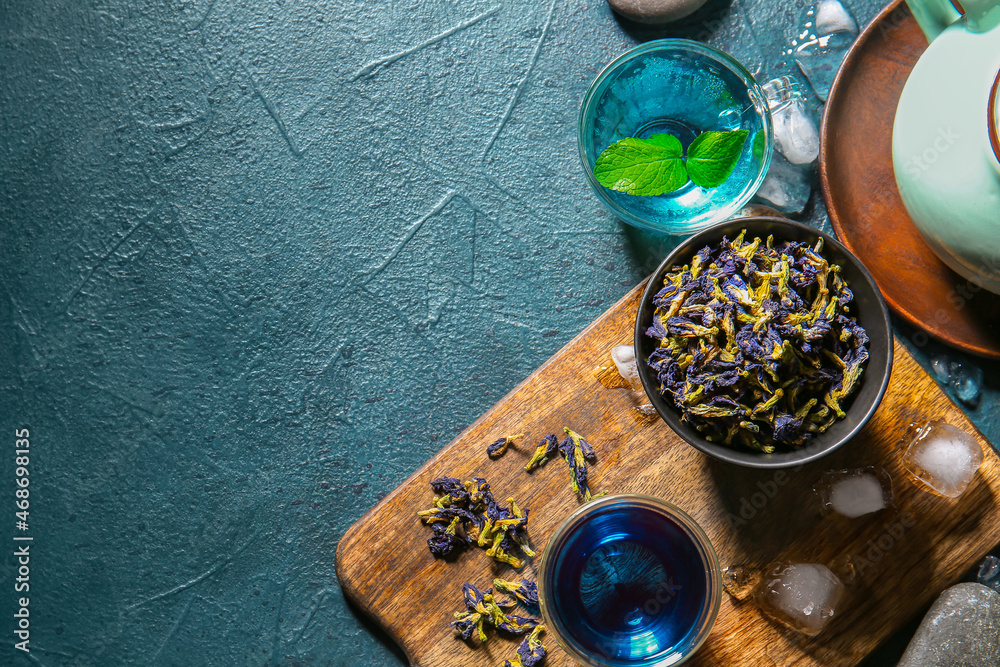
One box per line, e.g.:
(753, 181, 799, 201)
(606, 0, 707, 24)
(815, 0, 858, 35)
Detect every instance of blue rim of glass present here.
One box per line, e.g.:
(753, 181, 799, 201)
(577, 39, 774, 234)
(537, 494, 722, 667)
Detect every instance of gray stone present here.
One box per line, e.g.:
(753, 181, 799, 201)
(898, 583, 1000, 667)
(979, 555, 1000, 594)
(607, 0, 708, 24)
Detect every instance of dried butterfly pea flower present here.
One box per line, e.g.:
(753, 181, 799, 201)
(466, 477, 494, 510)
(645, 231, 869, 452)
(504, 498, 535, 559)
(504, 625, 547, 667)
(494, 610, 538, 635)
(524, 434, 559, 472)
(451, 583, 539, 643)
(493, 578, 539, 609)
(478, 495, 534, 565)
(560, 428, 606, 502)
(420, 476, 534, 567)
(430, 476, 470, 506)
(487, 433, 524, 460)
(427, 516, 469, 558)
(451, 583, 492, 642)
(417, 506, 477, 526)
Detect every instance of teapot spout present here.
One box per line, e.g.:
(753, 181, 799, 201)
(906, 0, 963, 41)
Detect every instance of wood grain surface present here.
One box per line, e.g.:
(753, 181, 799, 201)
(820, 0, 1000, 358)
(336, 280, 1000, 667)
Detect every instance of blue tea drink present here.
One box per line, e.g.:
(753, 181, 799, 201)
(579, 40, 772, 234)
(539, 495, 720, 667)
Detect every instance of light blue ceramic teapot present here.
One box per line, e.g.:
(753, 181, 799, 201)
(892, 0, 1000, 293)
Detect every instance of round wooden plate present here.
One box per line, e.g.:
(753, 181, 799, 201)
(820, 0, 1000, 358)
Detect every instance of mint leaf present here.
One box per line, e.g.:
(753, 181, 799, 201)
(686, 130, 750, 188)
(593, 134, 688, 196)
(752, 131, 765, 162)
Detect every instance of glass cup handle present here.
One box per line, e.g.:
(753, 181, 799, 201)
(759, 75, 803, 113)
(757, 74, 821, 166)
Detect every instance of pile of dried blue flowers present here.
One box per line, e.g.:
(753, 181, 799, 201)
(451, 581, 546, 666)
(418, 476, 534, 567)
(451, 582, 538, 641)
(645, 231, 869, 452)
(422, 427, 605, 664)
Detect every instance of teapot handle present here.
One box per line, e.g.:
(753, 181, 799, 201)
(906, 0, 962, 41)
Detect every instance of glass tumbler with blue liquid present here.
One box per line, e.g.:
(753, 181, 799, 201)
(538, 495, 721, 667)
(578, 39, 778, 234)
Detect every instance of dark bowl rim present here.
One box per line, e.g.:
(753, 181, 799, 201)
(633, 216, 894, 469)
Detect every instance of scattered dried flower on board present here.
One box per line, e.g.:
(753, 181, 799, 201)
(493, 577, 539, 610)
(560, 428, 606, 502)
(504, 624, 547, 667)
(525, 434, 560, 472)
(450, 583, 539, 643)
(522, 429, 606, 501)
(487, 434, 524, 459)
(419, 476, 533, 567)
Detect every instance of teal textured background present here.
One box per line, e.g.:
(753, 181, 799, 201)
(1, 0, 997, 665)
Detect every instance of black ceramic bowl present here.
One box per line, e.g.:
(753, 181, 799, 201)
(634, 217, 893, 469)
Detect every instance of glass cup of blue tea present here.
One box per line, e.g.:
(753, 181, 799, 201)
(578, 39, 776, 234)
(538, 494, 721, 667)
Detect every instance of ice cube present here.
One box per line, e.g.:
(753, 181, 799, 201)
(752, 152, 814, 214)
(929, 356, 983, 407)
(815, 467, 892, 518)
(755, 562, 845, 635)
(901, 420, 984, 498)
(611, 344, 643, 391)
(632, 402, 659, 424)
(793, 0, 859, 101)
(931, 354, 951, 382)
(770, 95, 820, 165)
(948, 361, 983, 408)
(978, 555, 1000, 594)
(722, 564, 759, 601)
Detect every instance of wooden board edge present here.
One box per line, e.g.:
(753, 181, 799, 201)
(334, 278, 649, 611)
(893, 335, 996, 452)
(333, 555, 419, 666)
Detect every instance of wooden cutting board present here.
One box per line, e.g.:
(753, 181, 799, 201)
(335, 280, 1000, 667)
